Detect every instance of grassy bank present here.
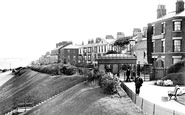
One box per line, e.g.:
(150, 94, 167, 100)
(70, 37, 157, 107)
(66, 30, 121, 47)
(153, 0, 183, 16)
(0, 68, 86, 114)
(25, 82, 144, 115)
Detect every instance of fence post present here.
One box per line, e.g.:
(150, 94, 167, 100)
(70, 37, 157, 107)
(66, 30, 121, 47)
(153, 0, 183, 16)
(144, 65, 145, 81)
(141, 98, 144, 110)
(153, 104, 155, 115)
(153, 67, 155, 80)
(173, 110, 175, 115)
(135, 93, 136, 104)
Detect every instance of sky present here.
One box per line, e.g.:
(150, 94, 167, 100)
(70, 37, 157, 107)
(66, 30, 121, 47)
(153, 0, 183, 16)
(0, 0, 177, 60)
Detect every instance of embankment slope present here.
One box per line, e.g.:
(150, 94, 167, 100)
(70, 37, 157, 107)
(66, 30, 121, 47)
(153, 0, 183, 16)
(0, 69, 85, 114)
(25, 82, 144, 115)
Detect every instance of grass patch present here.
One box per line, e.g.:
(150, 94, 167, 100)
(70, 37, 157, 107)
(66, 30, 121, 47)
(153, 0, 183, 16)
(25, 82, 144, 115)
(0, 68, 86, 114)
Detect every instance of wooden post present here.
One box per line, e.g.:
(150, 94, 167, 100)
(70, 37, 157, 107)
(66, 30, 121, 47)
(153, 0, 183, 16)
(153, 104, 155, 115)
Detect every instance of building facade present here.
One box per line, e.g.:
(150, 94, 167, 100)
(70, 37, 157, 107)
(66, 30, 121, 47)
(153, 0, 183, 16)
(63, 45, 80, 65)
(78, 36, 119, 65)
(147, 0, 185, 68)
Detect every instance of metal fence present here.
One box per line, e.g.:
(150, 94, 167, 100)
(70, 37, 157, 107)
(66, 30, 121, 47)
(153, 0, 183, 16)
(121, 83, 185, 115)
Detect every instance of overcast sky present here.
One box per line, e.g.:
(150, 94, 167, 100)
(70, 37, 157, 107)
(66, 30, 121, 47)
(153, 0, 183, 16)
(0, 0, 177, 59)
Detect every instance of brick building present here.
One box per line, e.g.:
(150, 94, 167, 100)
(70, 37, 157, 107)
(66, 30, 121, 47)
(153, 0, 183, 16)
(147, 0, 185, 68)
(63, 45, 80, 65)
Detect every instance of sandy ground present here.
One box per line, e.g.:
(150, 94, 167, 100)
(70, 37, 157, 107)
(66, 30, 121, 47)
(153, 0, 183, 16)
(124, 81, 185, 114)
(0, 71, 14, 87)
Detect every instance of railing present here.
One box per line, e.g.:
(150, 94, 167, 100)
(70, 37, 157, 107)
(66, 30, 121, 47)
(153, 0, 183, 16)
(98, 54, 136, 59)
(121, 83, 185, 115)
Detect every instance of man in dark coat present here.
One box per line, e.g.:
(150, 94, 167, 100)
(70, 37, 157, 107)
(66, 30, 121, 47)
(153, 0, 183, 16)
(135, 76, 143, 95)
(126, 68, 130, 82)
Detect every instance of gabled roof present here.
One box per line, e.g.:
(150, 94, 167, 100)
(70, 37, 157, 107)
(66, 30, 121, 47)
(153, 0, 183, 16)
(151, 10, 185, 23)
(98, 38, 115, 45)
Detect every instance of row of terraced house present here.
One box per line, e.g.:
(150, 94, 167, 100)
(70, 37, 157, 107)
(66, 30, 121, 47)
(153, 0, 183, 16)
(49, 33, 128, 66)
(38, 0, 185, 69)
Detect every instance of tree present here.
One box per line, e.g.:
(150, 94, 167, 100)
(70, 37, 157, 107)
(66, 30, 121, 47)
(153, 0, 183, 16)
(113, 36, 130, 50)
(95, 37, 101, 43)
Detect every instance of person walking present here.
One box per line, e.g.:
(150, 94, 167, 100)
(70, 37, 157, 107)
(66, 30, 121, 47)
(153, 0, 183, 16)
(126, 68, 130, 82)
(135, 76, 143, 95)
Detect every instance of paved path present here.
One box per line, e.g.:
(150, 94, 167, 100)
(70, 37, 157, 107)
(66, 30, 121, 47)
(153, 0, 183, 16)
(124, 81, 185, 114)
(0, 71, 14, 87)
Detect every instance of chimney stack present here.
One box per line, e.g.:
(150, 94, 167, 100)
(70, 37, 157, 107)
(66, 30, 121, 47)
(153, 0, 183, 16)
(176, 0, 184, 14)
(157, 5, 166, 19)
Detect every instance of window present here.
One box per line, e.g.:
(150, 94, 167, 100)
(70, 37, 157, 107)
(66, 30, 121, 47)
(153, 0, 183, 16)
(104, 45, 106, 52)
(84, 48, 87, 53)
(73, 56, 76, 59)
(68, 50, 70, 53)
(161, 22, 165, 34)
(173, 58, 181, 64)
(161, 40, 165, 52)
(143, 51, 146, 59)
(173, 21, 181, 31)
(94, 47, 97, 53)
(152, 25, 155, 35)
(173, 39, 181, 52)
(101, 46, 103, 52)
(88, 47, 91, 52)
(152, 41, 155, 53)
(88, 55, 91, 60)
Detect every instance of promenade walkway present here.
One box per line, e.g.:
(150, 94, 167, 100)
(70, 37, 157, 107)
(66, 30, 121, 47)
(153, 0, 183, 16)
(0, 71, 14, 86)
(124, 81, 185, 114)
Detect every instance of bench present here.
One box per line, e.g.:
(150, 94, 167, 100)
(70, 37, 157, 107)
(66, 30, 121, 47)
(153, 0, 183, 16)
(168, 85, 180, 100)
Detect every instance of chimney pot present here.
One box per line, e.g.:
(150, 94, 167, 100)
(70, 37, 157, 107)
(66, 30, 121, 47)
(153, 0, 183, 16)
(176, 0, 184, 14)
(157, 5, 166, 19)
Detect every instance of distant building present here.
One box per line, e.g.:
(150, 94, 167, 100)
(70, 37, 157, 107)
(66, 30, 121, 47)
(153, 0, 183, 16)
(51, 41, 72, 62)
(142, 27, 147, 38)
(147, 0, 185, 68)
(117, 32, 125, 39)
(133, 28, 141, 37)
(131, 34, 147, 64)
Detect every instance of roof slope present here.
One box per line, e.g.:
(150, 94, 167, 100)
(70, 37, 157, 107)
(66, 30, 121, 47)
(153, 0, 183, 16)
(151, 10, 185, 23)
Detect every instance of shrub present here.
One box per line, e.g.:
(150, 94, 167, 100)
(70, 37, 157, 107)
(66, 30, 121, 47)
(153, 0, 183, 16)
(167, 60, 185, 74)
(61, 64, 77, 75)
(100, 73, 120, 94)
(30, 64, 77, 75)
